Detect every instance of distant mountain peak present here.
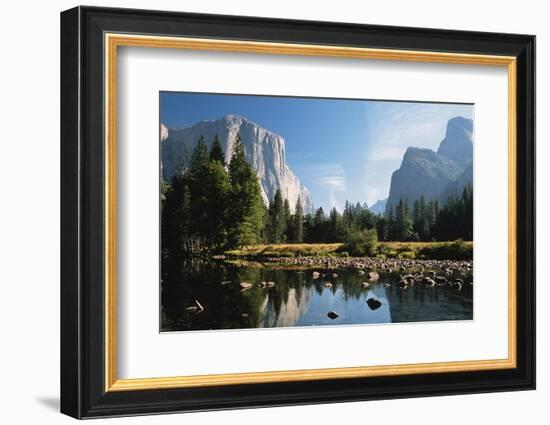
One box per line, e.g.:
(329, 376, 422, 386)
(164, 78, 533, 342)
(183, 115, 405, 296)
(369, 198, 388, 215)
(437, 116, 473, 166)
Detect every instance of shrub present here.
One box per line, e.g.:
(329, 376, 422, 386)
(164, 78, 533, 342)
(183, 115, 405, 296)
(342, 228, 378, 257)
(417, 239, 472, 260)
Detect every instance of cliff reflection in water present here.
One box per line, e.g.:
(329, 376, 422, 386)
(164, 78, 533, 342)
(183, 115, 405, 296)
(160, 260, 473, 332)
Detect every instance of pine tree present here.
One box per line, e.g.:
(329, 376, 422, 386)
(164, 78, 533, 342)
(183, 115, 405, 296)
(463, 183, 473, 240)
(266, 189, 285, 243)
(293, 197, 304, 243)
(227, 134, 265, 247)
(343, 201, 353, 228)
(312, 207, 327, 242)
(303, 213, 314, 243)
(188, 136, 210, 250)
(209, 133, 225, 164)
(190, 136, 209, 172)
(283, 198, 291, 242)
(328, 207, 341, 242)
(376, 215, 388, 241)
(395, 199, 414, 241)
(202, 160, 231, 249)
(386, 204, 396, 240)
(161, 173, 192, 260)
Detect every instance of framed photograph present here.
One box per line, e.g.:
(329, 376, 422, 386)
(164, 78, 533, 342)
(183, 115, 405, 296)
(60, 6, 535, 419)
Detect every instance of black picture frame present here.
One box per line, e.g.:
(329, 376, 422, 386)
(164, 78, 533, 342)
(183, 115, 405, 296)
(61, 5, 535, 419)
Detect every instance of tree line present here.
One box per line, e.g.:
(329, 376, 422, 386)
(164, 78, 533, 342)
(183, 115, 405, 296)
(162, 133, 473, 259)
(377, 186, 473, 242)
(162, 133, 265, 260)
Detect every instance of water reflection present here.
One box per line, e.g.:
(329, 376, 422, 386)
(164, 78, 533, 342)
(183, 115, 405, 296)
(161, 260, 473, 332)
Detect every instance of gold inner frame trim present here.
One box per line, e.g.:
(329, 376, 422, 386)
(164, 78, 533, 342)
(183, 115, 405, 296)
(104, 33, 518, 392)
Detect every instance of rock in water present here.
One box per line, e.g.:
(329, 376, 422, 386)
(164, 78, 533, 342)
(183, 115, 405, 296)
(327, 311, 339, 320)
(185, 299, 204, 313)
(324, 282, 333, 288)
(161, 115, 314, 213)
(368, 271, 380, 281)
(366, 298, 382, 311)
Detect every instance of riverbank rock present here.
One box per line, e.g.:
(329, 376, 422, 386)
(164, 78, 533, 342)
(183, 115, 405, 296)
(366, 298, 382, 311)
(368, 271, 380, 281)
(327, 311, 339, 319)
(435, 276, 448, 285)
(267, 281, 275, 287)
(240, 282, 253, 291)
(312, 271, 321, 279)
(403, 274, 415, 283)
(423, 277, 436, 287)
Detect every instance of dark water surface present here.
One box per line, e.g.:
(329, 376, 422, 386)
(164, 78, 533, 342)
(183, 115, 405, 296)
(161, 260, 473, 332)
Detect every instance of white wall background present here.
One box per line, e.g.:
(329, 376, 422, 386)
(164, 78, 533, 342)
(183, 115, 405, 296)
(0, 0, 545, 423)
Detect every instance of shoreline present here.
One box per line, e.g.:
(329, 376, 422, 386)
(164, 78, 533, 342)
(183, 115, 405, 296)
(214, 254, 473, 274)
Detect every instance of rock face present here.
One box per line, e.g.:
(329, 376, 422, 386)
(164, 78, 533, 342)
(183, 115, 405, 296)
(385, 116, 473, 213)
(439, 161, 473, 204)
(437, 116, 473, 167)
(161, 115, 314, 213)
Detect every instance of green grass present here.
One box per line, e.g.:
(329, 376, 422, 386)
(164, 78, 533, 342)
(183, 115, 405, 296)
(225, 243, 343, 258)
(377, 240, 473, 260)
(224, 240, 473, 260)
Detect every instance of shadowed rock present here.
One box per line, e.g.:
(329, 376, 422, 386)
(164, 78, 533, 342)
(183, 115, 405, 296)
(366, 298, 382, 311)
(327, 311, 339, 320)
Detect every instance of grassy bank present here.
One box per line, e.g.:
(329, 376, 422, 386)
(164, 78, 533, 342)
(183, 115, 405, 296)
(225, 243, 342, 258)
(224, 240, 473, 261)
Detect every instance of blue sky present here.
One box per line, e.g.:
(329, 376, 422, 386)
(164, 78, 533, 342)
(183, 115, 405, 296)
(161, 92, 473, 212)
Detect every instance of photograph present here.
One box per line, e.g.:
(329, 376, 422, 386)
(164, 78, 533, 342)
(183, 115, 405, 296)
(159, 92, 474, 332)
(57, 4, 536, 419)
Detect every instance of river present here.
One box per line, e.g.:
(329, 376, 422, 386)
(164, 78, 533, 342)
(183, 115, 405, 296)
(161, 259, 473, 332)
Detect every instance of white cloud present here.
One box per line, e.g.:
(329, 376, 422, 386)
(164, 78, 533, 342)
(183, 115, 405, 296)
(299, 162, 347, 210)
